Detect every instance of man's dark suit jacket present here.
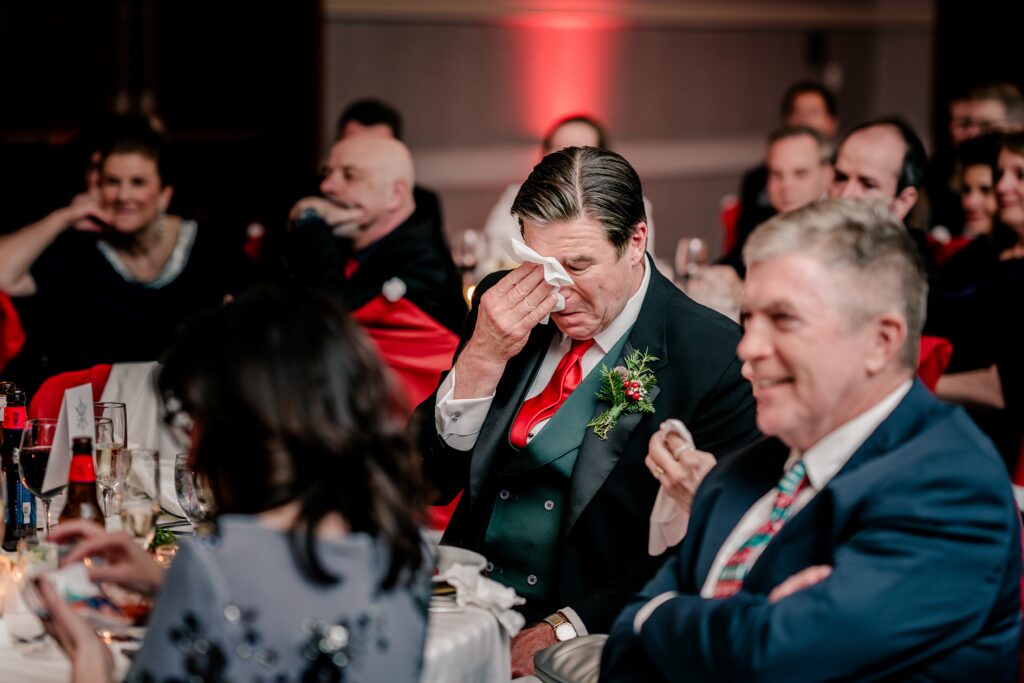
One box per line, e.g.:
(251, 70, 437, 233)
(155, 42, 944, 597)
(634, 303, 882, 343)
(601, 381, 1022, 682)
(415, 260, 760, 632)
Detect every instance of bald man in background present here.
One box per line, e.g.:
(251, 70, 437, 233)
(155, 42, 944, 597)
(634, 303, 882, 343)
(286, 134, 467, 410)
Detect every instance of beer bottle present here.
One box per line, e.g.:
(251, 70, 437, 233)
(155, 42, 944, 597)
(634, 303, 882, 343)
(0, 381, 14, 421)
(2, 388, 37, 551)
(59, 436, 102, 524)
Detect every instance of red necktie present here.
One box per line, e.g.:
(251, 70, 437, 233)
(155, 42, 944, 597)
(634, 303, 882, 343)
(510, 338, 595, 449)
(344, 258, 360, 279)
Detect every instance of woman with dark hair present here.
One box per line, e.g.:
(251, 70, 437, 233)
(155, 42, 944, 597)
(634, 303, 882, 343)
(0, 120, 255, 392)
(936, 133, 1024, 466)
(39, 284, 431, 683)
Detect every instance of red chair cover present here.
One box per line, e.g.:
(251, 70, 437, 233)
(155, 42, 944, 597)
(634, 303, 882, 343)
(917, 336, 953, 392)
(927, 234, 972, 267)
(351, 295, 462, 531)
(29, 364, 113, 419)
(0, 293, 26, 373)
(720, 197, 741, 255)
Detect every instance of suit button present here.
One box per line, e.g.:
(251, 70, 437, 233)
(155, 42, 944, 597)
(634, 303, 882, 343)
(527, 575, 538, 586)
(485, 562, 494, 572)
(543, 500, 555, 511)
(499, 489, 510, 500)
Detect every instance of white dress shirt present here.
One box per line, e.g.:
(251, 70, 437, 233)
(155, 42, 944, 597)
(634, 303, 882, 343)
(434, 258, 651, 635)
(635, 379, 913, 632)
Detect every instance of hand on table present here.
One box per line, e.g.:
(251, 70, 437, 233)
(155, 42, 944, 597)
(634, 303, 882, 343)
(453, 262, 558, 399)
(50, 520, 166, 598)
(36, 577, 115, 683)
(510, 621, 559, 678)
(768, 565, 833, 603)
(645, 429, 715, 513)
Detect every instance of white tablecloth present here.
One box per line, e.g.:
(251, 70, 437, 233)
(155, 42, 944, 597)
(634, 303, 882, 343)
(422, 605, 511, 683)
(0, 603, 510, 683)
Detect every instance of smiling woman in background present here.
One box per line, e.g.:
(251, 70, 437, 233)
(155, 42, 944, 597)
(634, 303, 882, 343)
(0, 119, 256, 392)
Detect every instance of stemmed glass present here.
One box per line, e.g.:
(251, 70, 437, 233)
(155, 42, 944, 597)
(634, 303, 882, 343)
(94, 418, 131, 517)
(17, 418, 63, 538)
(120, 448, 160, 549)
(174, 453, 215, 530)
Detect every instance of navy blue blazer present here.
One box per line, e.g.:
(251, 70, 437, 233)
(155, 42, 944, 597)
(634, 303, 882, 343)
(601, 381, 1021, 682)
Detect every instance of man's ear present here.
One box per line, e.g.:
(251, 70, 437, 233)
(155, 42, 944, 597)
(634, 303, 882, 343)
(890, 186, 918, 222)
(389, 178, 410, 210)
(629, 222, 648, 264)
(865, 311, 908, 375)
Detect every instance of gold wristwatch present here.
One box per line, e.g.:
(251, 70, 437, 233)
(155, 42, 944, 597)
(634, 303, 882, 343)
(543, 612, 578, 642)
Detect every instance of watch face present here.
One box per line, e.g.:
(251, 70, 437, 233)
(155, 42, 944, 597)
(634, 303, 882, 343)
(554, 623, 576, 641)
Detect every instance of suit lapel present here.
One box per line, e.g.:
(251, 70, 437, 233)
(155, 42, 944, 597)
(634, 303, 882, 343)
(467, 322, 555, 512)
(565, 260, 672, 536)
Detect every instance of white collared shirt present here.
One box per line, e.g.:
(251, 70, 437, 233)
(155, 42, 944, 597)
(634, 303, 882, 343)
(634, 379, 913, 632)
(435, 258, 651, 451)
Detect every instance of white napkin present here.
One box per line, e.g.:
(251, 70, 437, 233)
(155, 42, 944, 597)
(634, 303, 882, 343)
(437, 563, 527, 636)
(508, 240, 573, 324)
(648, 418, 695, 556)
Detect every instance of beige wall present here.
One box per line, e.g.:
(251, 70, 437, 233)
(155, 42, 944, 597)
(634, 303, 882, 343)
(323, 1, 933, 260)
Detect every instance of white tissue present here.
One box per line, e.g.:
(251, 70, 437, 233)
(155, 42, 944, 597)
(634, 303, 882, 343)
(508, 240, 573, 324)
(436, 563, 527, 636)
(649, 418, 695, 556)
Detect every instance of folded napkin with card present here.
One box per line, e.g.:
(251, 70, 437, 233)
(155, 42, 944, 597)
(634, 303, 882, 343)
(508, 240, 573, 324)
(435, 563, 527, 636)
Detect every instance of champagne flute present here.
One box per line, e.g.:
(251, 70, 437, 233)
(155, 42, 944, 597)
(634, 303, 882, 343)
(17, 418, 63, 538)
(94, 402, 127, 448)
(94, 418, 130, 517)
(174, 453, 215, 530)
(120, 448, 160, 549)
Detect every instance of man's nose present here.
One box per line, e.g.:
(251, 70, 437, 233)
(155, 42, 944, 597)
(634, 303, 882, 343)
(320, 171, 342, 197)
(836, 182, 862, 199)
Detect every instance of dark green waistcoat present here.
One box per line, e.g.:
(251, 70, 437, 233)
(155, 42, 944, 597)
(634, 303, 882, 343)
(482, 331, 630, 611)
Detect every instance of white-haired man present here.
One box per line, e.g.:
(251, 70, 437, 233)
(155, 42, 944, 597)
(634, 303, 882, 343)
(601, 199, 1021, 682)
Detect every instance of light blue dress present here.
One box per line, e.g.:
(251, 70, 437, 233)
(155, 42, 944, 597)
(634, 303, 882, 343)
(128, 515, 429, 682)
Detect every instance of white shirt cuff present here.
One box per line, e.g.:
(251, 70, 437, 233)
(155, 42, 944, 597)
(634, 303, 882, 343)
(434, 370, 494, 450)
(558, 606, 588, 637)
(633, 591, 678, 634)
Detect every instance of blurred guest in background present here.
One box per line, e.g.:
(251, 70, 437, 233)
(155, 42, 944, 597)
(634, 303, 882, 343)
(927, 82, 1024, 232)
(719, 124, 833, 275)
(286, 134, 466, 410)
(937, 132, 1024, 467)
(39, 284, 431, 683)
(724, 81, 839, 270)
(478, 114, 656, 276)
(335, 97, 446, 246)
(0, 120, 256, 393)
(601, 199, 1021, 683)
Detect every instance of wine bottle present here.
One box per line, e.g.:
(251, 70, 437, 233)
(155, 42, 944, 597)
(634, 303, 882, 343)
(2, 388, 37, 551)
(58, 436, 102, 524)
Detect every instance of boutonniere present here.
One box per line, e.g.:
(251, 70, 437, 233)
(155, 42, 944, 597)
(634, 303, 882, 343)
(587, 349, 658, 439)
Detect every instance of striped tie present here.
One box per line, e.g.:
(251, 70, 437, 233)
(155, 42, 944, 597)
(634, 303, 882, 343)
(713, 459, 809, 598)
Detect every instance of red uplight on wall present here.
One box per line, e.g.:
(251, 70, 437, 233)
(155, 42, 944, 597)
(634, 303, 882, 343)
(507, 12, 622, 138)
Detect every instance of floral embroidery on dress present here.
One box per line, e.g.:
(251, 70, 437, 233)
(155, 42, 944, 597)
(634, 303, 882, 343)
(136, 603, 392, 683)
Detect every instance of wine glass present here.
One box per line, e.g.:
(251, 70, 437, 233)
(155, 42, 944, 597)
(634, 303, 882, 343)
(174, 453, 215, 530)
(120, 448, 160, 549)
(18, 418, 63, 538)
(94, 418, 130, 517)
